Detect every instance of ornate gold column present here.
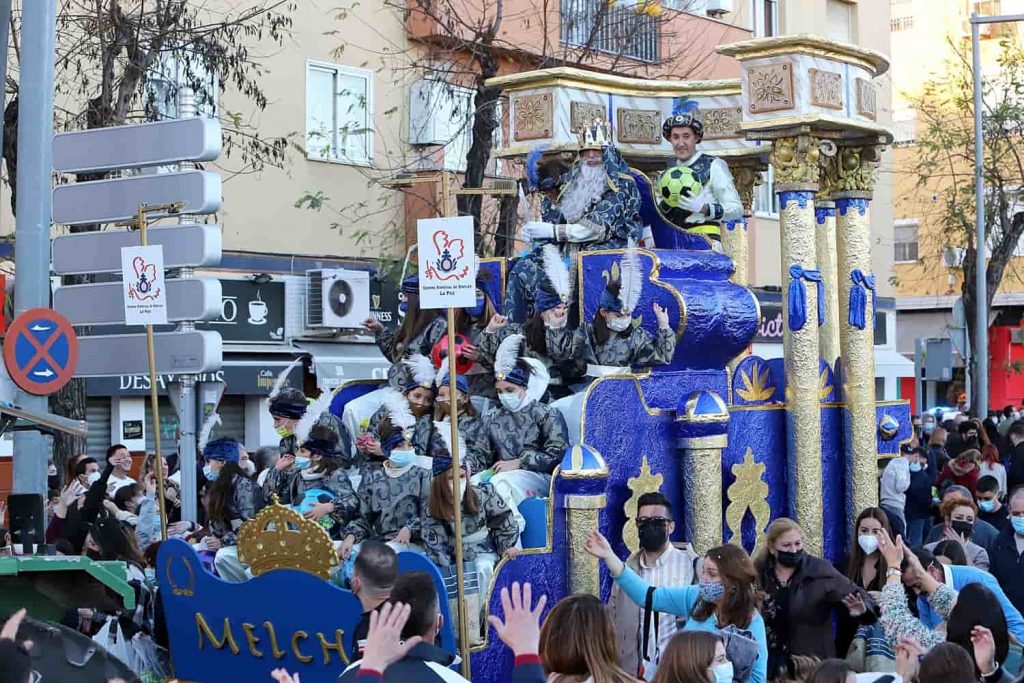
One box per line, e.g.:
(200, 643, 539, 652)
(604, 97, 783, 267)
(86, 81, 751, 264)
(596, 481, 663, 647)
(816, 155, 841, 368)
(772, 135, 824, 554)
(723, 163, 761, 286)
(678, 390, 729, 555)
(557, 444, 609, 596)
(833, 145, 883, 516)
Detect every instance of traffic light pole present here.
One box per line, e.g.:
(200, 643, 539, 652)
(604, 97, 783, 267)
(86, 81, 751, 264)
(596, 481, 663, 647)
(12, 0, 57, 495)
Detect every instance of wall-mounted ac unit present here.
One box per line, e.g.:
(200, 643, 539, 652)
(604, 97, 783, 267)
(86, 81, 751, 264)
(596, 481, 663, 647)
(306, 269, 370, 329)
(706, 0, 733, 16)
(942, 247, 965, 269)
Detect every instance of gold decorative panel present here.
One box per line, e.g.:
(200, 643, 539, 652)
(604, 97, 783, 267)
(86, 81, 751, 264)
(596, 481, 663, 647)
(513, 93, 553, 141)
(747, 62, 795, 113)
(616, 108, 661, 145)
(702, 107, 743, 140)
(571, 101, 606, 133)
(809, 68, 843, 110)
(856, 78, 877, 120)
(725, 448, 771, 552)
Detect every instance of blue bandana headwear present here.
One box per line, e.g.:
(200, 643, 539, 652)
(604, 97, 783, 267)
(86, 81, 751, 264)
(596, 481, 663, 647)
(438, 372, 470, 395)
(535, 286, 567, 315)
(381, 430, 413, 456)
(497, 364, 530, 388)
(432, 456, 453, 476)
(401, 275, 419, 295)
(203, 438, 241, 463)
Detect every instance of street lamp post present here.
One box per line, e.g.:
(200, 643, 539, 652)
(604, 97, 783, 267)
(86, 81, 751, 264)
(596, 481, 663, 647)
(971, 11, 1024, 419)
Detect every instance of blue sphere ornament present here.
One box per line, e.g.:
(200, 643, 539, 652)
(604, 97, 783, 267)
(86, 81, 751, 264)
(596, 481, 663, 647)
(878, 414, 900, 441)
(559, 443, 608, 479)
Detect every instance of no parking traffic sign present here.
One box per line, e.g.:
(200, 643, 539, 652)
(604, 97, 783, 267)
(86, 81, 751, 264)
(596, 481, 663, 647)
(3, 308, 79, 395)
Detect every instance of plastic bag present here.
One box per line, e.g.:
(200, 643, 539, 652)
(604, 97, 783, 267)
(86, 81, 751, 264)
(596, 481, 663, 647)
(91, 617, 133, 669)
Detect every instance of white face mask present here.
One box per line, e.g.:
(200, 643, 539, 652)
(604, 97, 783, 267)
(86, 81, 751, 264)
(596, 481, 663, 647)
(545, 318, 567, 330)
(389, 448, 416, 468)
(710, 662, 734, 683)
(499, 391, 524, 412)
(607, 316, 631, 332)
(858, 534, 879, 555)
(87, 471, 102, 485)
(239, 460, 256, 476)
(449, 480, 467, 502)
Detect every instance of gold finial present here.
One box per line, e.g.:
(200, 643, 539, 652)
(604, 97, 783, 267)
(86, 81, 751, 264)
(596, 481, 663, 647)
(237, 496, 338, 580)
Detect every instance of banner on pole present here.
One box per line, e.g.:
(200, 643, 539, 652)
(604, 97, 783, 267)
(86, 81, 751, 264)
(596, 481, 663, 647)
(416, 216, 476, 310)
(121, 245, 168, 325)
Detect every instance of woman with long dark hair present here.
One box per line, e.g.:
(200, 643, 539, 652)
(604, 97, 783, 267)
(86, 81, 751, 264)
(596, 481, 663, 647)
(202, 438, 263, 583)
(363, 275, 447, 364)
(540, 593, 639, 683)
(585, 531, 768, 683)
(835, 508, 890, 663)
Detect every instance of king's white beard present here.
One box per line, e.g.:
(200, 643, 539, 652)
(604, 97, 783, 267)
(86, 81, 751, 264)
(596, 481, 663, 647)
(557, 164, 607, 223)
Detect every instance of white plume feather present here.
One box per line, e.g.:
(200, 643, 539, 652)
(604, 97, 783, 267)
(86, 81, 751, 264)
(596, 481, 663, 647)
(294, 388, 336, 447)
(269, 357, 302, 400)
(198, 411, 222, 453)
(381, 388, 416, 432)
(541, 243, 571, 301)
(435, 356, 450, 387)
(618, 240, 643, 315)
(404, 354, 437, 389)
(433, 421, 467, 462)
(494, 333, 525, 378)
(523, 357, 550, 405)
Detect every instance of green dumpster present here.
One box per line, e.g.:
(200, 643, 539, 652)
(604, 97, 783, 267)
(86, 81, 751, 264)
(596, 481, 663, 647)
(0, 554, 136, 623)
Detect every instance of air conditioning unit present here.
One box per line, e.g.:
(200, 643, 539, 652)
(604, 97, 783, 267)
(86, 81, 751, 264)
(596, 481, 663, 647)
(306, 269, 370, 329)
(706, 0, 733, 16)
(942, 247, 965, 269)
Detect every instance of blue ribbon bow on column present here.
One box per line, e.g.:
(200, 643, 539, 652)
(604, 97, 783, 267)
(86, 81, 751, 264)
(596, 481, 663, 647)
(849, 269, 877, 330)
(788, 265, 825, 332)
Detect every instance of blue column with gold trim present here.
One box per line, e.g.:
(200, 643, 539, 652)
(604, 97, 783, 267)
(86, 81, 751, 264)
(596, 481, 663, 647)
(556, 444, 609, 596)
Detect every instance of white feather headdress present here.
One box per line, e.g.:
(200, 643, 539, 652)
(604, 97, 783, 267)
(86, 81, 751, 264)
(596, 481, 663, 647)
(404, 354, 437, 390)
(541, 243, 571, 303)
(618, 240, 643, 315)
(269, 357, 302, 400)
(435, 356, 450, 387)
(494, 333, 525, 380)
(198, 411, 222, 452)
(433, 420, 468, 466)
(381, 388, 416, 437)
(294, 388, 336, 447)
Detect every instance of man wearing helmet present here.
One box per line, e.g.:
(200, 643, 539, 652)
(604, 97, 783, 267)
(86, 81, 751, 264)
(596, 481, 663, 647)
(661, 106, 743, 244)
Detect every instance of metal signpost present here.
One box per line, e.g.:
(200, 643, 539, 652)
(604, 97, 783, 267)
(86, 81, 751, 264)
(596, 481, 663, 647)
(51, 101, 224, 522)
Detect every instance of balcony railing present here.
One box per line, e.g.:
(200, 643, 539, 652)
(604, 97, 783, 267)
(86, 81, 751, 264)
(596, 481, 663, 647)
(560, 0, 660, 64)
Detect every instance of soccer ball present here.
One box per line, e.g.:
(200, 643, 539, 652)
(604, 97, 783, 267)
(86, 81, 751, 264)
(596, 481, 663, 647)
(656, 165, 702, 209)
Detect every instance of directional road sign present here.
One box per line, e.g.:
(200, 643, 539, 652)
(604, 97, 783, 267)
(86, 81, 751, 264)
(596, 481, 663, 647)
(75, 330, 222, 377)
(3, 309, 79, 395)
(52, 170, 221, 225)
(53, 118, 222, 173)
(54, 278, 222, 326)
(52, 224, 222, 275)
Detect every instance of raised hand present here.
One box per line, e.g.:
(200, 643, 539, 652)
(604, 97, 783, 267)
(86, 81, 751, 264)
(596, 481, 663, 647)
(362, 317, 383, 334)
(972, 625, 998, 676)
(361, 602, 423, 673)
(653, 302, 669, 329)
(486, 314, 509, 333)
(842, 592, 866, 617)
(487, 582, 547, 657)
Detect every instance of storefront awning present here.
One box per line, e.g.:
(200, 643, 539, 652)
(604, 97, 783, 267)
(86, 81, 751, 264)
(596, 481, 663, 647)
(291, 340, 391, 389)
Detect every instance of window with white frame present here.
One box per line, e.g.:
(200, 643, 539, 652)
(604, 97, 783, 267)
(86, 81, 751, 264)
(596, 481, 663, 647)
(894, 219, 919, 263)
(754, 165, 779, 217)
(826, 0, 854, 42)
(751, 0, 779, 38)
(146, 51, 218, 120)
(306, 61, 373, 165)
(893, 109, 917, 146)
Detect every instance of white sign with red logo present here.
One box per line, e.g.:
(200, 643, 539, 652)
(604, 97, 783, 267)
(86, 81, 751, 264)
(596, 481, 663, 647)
(121, 245, 168, 325)
(417, 216, 477, 310)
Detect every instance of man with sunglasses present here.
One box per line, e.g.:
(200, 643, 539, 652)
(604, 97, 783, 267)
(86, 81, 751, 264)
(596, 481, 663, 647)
(608, 492, 697, 681)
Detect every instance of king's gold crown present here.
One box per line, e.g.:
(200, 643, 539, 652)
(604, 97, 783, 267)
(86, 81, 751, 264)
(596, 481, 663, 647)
(237, 495, 338, 580)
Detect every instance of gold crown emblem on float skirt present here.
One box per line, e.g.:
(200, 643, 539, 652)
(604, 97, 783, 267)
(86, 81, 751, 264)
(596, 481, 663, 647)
(578, 117, 612, 150)
(237, 495, 338, 580)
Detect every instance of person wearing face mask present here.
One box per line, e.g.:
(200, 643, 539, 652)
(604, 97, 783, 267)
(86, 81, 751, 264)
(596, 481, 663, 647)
(46, 456, 101, 546)
(423, 452, 519, 631)
(427, 362, 490, 477)
(481, 244, 585, 398)
(360, 354, 436, 471)
(976, 476, 1009, 531)
(340, 389, 432, 562)
(586, 530, 768, 683)
(291, 421, 360, 537)
(988, 487, 1024, 616)
(608, 492, 698, 681)
(834, 508, 893, 669)
(480, 335, 568, 528)
(924, 495, 990, 570)
(651, 631, 732, 683)
(949, 419, 983, 460)
(201, 435, 264, 583)
(879, 444, 928, 541)
(363, 274, 448, 366)
(752, 518, 871, 679)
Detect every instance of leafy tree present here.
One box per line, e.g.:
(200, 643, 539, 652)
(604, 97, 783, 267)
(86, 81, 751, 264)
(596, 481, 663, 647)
(909, 39, 1024, 413)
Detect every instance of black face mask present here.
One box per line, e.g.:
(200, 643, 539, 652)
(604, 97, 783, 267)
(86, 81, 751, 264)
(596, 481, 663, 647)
(776, 549, 805, 568)
(951, 520, 974, 539)
(638, 521, 669, 552)
(47, 474, 60, 491)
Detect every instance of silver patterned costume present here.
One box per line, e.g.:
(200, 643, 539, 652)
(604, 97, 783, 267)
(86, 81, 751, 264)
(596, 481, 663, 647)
(483, 401, 568, 474)
(209, 474, 263, 547)
(342, 465, 432, 544)
(423, 482, 519, 567)
(427, 414, 491, 475)
(550, 324, 676, 368)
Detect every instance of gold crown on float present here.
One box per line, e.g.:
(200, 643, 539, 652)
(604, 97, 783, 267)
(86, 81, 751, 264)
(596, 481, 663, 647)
(236, 495, 338, 580)
(578, 117, 612, 151)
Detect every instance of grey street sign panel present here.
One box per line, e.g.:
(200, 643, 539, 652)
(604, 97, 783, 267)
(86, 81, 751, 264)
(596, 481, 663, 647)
(53, 118, 222, 173)
(52, 170, 221, 225)
(52, 224, 221, 274)
(924, 338, 954, 381)
(75, 330, 222, 377)
(54, 278, 222, 326)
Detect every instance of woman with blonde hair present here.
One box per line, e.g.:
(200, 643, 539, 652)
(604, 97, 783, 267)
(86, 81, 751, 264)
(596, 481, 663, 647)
(140, 452, 181, 524)
(752, 518, 870, 680)
(539, 593, 638, 683)
(651, 631, 732, 683)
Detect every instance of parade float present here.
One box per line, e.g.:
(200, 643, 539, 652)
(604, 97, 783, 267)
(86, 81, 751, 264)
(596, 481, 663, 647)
(157, 34, 912, 683)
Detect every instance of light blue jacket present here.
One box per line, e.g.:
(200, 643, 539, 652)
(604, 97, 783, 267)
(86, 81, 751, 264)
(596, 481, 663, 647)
(917, 564, 1024, 642)
(616, 566, 768, 683)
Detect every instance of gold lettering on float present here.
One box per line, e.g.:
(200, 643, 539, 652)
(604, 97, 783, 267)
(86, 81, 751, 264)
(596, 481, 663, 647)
(291, 630, 314, 664)
(196, 614, 240, 655)
(264, 621, 287, 660)
(318, 629, 349, 666)
(241, 623, 264, 658)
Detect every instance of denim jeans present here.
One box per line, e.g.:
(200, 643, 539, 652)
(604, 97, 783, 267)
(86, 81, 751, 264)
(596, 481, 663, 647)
(905, 517, 929, 548)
